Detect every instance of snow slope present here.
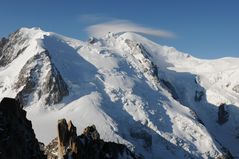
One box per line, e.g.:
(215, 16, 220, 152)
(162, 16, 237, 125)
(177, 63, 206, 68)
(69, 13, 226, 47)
(0, 28, 238, 158)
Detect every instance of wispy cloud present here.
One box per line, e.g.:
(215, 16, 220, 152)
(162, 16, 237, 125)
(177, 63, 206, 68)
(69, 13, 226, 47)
(84, 18, 175, 38)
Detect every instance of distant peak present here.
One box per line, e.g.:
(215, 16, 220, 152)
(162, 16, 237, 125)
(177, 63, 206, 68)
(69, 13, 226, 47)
(19, 27, 43, 32)
(16, 27, 49, 40)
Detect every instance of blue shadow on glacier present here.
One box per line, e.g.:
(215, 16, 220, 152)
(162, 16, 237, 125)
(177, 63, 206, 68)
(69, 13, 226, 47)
(159, 67, 238, 158)
(43, 35, 194, 158)
(43, 35, 99, 104)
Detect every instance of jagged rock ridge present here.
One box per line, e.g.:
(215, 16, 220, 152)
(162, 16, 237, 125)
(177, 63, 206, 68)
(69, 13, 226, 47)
(0, 28, 69, 106)
(0, 98, 46, 159)
(0, 28, 239, 158)
(15, 50, 68, 106)
(0, 97, 138, 159)
(0, 29, 28, 67)
(45, 119, 138, 159)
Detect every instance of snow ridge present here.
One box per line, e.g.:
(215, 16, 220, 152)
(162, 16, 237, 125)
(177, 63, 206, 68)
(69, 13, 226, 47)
(1, 28, 239, 159)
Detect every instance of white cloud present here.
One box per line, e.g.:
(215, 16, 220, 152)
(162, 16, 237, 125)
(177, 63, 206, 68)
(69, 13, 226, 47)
(85, 19, 175, 38)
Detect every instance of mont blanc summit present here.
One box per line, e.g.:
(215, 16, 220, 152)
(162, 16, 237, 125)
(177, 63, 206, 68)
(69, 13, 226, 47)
(0, 27, 239, 159)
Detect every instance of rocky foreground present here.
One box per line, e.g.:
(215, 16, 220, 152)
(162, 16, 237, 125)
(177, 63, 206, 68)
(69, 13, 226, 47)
(0, 98, 138, 159)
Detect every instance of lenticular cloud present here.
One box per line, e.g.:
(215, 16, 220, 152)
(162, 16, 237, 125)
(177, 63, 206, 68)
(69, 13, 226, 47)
(86, 19, 175, 38)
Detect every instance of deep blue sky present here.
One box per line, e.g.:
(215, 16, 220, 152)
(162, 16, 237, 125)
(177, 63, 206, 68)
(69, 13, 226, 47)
(0, 0, 238, 59)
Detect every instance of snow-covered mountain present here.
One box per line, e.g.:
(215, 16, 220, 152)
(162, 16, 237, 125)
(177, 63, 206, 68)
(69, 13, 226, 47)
(0, 27, 238, 159)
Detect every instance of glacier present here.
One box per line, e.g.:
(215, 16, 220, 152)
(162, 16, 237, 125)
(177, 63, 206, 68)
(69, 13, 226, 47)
(0, 27, 239, 158)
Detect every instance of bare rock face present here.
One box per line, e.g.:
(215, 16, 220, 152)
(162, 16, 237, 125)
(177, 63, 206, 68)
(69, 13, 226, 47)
(194, 90, 204, 102)
(218, 104, 229, 125)
(43, 56, 69, 106)
(232, 85, 239, 94)
(160, 79, 179, 100)
(57, 119, 78, 158)
(0, 30, 28, 67)
(83, 125, 100, 140)
(216, 147, 234, 159)
(88, 36, 98, 44)
(0, 29, 68, 107)
(57, 119, 69, 158)
(15, 54, 41, 106)
(125, 39, 160, 82)
(44, 137, 58, 159)
(130, 128, 152, 150)
(76, 124, 138, 159)
(0, 98, 46, 159)
(46, 119, 139, 159)
(15, 50, 68, 106)
(0, 37, 8, 56)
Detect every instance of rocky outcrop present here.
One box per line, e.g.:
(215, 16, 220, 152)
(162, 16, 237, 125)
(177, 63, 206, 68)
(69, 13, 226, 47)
(194, 90, 204, 102)
(46, 119, 138, 159)
(125, 39, 160, 84)
(43, 56, 69, 106)
(232, 85, 239, 94)
(0, 98, 46, 159)
(130, 129, 152, 150)
(216, 145, 234, 159)
(1, 29, 68, 106)
(0, 37, 8, 56)
(0, 29, 28, 67)
(88, 37, 98, 44)
(160, 79, 179, 100)
(15, 54, 41, 106)
(15, 50, 68, 106)
(57, 119, 78, 158)
(218, 104, 229, 125)
(76, 124, 138, 159)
